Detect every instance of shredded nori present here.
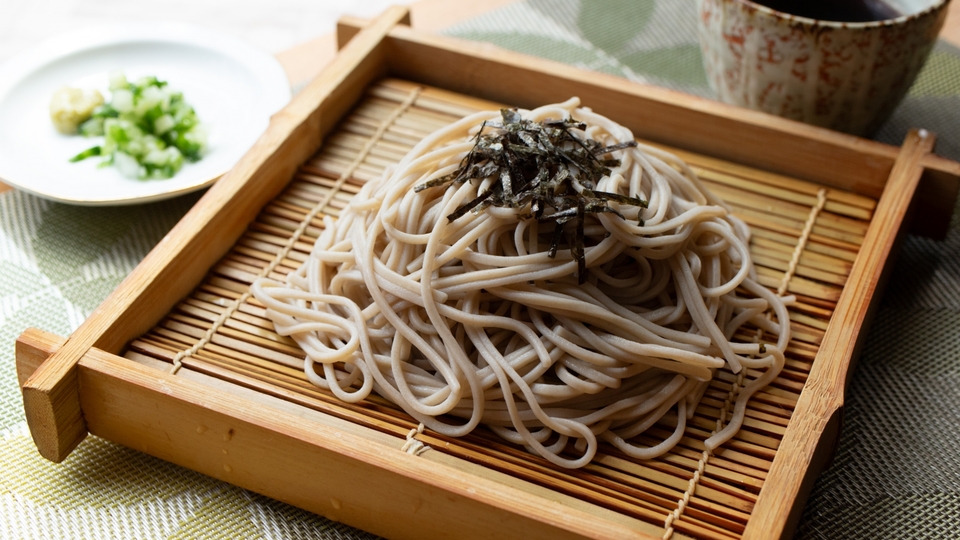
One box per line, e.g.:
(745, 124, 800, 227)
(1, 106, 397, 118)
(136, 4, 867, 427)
(414, 109, 647, 283)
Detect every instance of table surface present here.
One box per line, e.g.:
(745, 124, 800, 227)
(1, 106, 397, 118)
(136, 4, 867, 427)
(2, 2, 960, 540)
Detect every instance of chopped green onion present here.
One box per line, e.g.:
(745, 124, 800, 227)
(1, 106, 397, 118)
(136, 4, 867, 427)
(69, 146, 101, 162)
(60, 70, 206, 180)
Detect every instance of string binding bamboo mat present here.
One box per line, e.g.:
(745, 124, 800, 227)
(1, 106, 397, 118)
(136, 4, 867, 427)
(123, 78, 877, 540)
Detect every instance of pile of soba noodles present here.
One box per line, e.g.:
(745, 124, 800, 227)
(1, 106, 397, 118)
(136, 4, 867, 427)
(252, 99, 789, 469)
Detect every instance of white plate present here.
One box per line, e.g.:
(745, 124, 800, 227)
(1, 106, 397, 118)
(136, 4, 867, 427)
(0, 23, 291, 205)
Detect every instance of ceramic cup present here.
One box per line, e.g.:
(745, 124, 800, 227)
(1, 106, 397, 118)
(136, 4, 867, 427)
(696, 0, 949, 135)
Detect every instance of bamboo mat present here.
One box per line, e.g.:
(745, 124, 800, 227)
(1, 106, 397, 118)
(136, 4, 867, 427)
(124, 78, 876, 540)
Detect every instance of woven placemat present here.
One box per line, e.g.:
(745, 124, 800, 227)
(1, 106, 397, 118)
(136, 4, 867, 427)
(1, 1, 958, 538)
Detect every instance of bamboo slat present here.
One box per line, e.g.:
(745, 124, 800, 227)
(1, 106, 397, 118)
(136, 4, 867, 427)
(106, 77, 889, 540)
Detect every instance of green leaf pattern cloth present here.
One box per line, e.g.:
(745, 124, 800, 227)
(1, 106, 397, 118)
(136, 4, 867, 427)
(2, 1, 959, 538)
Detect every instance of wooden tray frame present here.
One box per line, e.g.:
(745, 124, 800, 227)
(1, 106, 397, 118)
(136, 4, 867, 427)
(15, 8, 959, 539)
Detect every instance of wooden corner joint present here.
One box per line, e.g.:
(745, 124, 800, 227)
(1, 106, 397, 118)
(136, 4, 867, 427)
(17, 328, 87, 463)
(336, 6, 411, 51)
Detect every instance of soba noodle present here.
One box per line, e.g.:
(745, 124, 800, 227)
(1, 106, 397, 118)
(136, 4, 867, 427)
(252, 99, 790, 469)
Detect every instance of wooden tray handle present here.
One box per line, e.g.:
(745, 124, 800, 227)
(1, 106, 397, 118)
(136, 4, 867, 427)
(20, 330, 87, 463)
(15, 328, 69, 459)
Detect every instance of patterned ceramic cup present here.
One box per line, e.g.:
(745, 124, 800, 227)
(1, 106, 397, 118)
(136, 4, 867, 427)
(696, 0, 949, 135)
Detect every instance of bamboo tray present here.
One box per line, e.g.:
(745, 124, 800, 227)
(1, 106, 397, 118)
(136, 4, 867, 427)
(16, 8, 960, 540)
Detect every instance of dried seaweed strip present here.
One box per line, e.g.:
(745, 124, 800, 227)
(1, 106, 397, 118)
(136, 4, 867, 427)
(417, 108, 646, 283)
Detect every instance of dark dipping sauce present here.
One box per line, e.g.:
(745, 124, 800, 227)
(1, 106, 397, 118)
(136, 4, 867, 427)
(752, 0, 901, 22)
